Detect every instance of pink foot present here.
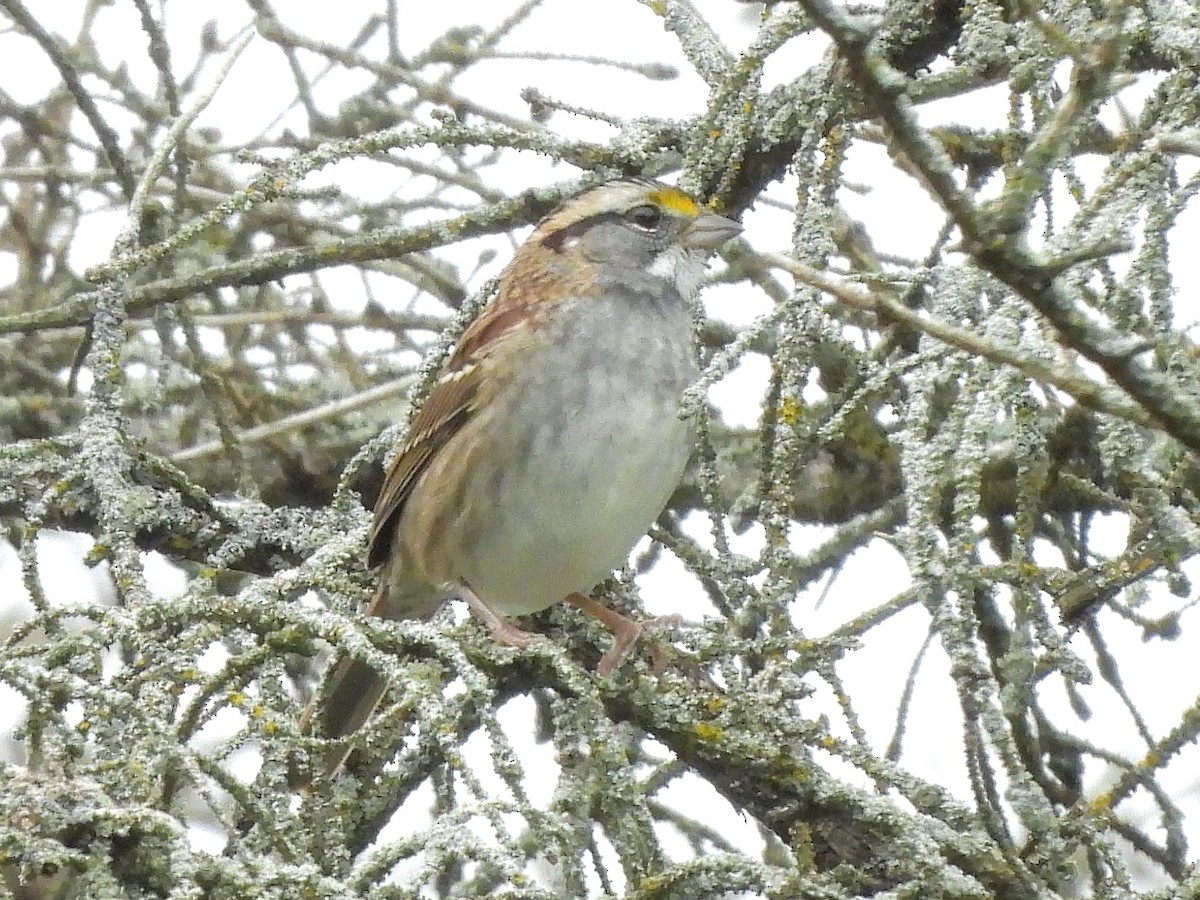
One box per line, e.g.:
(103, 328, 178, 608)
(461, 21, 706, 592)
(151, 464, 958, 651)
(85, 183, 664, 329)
(565, 593, 681, 676)
(461, 583, 545, 649)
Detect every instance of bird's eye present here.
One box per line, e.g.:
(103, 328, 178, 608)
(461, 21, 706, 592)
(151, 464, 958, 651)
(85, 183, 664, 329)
(626, 204, 662, 231)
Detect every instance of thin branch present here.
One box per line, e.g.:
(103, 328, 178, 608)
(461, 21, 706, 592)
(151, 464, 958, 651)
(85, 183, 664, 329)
(172, 375, 416, 463)
(0, 0, 135, 197)
(763, 252, 1157, 432)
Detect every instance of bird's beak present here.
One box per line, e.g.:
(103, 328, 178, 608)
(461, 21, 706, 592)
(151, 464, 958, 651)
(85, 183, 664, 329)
(680, 211, 742, 251)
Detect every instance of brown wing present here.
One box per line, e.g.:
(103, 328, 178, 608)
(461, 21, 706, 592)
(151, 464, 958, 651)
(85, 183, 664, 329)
(366, 364, 480, 567)
(365, 294, 542, 567)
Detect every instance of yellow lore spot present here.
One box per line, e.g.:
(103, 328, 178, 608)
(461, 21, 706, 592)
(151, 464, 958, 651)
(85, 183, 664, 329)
(647, 186, 700, 218)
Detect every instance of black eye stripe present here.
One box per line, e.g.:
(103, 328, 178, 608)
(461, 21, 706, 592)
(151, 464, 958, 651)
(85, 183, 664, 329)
(540, 207, 666, 253)
(540, 212, 613, 252)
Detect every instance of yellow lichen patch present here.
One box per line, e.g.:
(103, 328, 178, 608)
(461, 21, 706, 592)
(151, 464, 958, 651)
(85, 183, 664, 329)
(790, 822, 816, 871)
(648, 186, 699, 218)
(694, 721, 724, 742)
(778, 395, 802, 425)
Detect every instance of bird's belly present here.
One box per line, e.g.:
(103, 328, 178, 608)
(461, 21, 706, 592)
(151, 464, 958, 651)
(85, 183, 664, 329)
(455, 359, 694, 616)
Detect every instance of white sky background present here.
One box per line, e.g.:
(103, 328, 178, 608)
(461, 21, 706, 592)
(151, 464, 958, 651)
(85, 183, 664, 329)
(2, 0, 1200, 892)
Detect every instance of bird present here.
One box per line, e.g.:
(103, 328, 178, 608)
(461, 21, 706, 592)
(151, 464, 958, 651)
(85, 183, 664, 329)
(299, 178, 741, 776)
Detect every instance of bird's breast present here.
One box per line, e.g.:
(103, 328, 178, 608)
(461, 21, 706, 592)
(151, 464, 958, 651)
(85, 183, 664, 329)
(430, 292, 698, 615)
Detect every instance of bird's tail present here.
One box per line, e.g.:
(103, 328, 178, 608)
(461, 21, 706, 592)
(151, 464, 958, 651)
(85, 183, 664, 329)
(296, 574, 443, 780)
(297, 648, 391, 777)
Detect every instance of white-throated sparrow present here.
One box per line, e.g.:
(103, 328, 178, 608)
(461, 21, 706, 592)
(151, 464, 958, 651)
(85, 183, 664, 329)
(301, 178, 741, 774)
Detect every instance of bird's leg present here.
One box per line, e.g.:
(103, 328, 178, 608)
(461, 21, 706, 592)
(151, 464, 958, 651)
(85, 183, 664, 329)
(461, 583, 545, 649)
(565, 593, 680, 676)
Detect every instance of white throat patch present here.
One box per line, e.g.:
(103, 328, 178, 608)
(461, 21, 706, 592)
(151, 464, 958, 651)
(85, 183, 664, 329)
(648, 245, 707, 300)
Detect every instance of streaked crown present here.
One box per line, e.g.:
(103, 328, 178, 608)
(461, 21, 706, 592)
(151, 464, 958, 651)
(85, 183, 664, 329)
(534, 179, 703, 237)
